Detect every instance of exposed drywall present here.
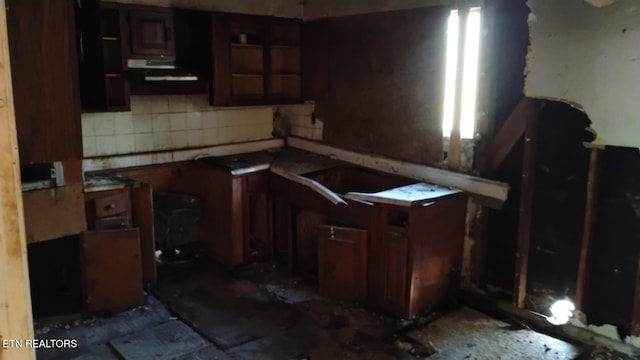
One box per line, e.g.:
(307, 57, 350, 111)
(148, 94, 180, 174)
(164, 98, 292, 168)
(526, 0, 640, 147)
(109, 0, 302, 18)
(304, 0, 446, 19)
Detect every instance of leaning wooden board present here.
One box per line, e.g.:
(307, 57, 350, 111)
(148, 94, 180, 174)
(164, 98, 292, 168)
(345, 182, 461, 207)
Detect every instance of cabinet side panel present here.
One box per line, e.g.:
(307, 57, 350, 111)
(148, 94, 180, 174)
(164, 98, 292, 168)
(7, 0, 82, 163)
(408, 195, 467, 317)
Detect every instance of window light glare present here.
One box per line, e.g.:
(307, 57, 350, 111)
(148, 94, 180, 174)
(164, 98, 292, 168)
(442, 7, 481, 140)
(442, 10, 459, 138)
(460, 7, 481, 139)
(547, 299, 576, 326)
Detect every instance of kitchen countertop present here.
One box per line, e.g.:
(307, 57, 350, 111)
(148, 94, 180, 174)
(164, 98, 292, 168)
(345, 182, 462, 207)
(197, 150, 279, 175)
(84, 171, 135, 192)
(198, 148, 347, 176)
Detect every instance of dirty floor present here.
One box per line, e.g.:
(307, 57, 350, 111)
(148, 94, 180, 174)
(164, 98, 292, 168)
(35, 256, 629, 359)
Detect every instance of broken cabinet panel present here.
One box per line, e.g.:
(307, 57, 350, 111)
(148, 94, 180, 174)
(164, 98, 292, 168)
(131, 183, 157, 286)
(80, 229, 144, 312)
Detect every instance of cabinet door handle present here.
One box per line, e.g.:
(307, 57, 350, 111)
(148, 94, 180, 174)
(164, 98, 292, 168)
(104, 203, 116, 211)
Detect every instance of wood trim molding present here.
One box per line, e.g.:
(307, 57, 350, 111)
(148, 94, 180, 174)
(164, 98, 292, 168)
(0, 0, 36, 357)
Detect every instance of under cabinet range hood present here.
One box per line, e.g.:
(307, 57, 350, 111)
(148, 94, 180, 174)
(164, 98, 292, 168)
(127, 59, 199, 81)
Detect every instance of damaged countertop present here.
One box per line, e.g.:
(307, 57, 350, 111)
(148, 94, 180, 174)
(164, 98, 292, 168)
(84, 172, 135, 192)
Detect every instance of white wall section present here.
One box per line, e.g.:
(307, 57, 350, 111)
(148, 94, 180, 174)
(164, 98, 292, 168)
(526, 0, 640, 147)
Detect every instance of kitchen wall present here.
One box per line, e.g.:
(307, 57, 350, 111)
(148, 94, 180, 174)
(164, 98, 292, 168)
(109, 0, 302, 18)
(304, 0, 446, 19)
(316, 6, 448, 165)
(526, 0, 640, 147)
(81, 95, 320, 157)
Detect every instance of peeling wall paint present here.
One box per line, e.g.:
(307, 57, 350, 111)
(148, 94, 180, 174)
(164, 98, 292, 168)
(525, 0, 640, 147)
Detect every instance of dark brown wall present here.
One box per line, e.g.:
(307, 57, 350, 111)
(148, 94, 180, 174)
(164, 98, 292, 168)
(316, 6, 448, 165)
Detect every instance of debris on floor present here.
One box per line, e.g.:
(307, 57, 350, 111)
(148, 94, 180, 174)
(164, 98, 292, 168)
(31, 256, 636, 359)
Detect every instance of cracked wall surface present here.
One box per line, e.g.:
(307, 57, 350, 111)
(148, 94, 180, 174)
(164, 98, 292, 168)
(525, 0, 640, 147)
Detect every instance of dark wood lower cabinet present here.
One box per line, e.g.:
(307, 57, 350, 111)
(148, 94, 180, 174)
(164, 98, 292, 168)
(80, 229, 144, 312)
(318, 225, 368, 302)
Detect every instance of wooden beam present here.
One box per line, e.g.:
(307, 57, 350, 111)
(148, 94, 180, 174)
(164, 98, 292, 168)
(513, 99, 538, 309)
(0, 0, 36, 357)
(575, 147, 602, 310)
(488, 97, 537, 173)
(287, 137, 510, 206)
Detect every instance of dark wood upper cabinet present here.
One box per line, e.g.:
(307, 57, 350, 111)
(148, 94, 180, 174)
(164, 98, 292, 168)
(78, 0, 130, 111)
(211, 13, 301, 105)
(129, 6, 175, 59)
(302, 19, 329, 101)
(6, 0, 82, 164)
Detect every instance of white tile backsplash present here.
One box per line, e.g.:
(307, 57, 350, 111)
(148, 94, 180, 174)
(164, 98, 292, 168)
(81, 94, 287, 157)
(134, 133, 154, 152)
(186, 112, 202, 130)
(96, 135, 117, 155)
(202, 111, 218, 129)
(169, 113, 187, 131)
(116, 134, 136, 153)
(153, 132, 171, 149)
(94, 114, 115, 136)
(187, 130, 203, 147)
(170, 130, 188, 148)
(150, 96, 169, 114)
(83, 136, 97, 157)
(81, 116, 95, 137)
(133, 114, 153, 133)
(168, 95, 186, 113)
(151, 114, 170, 132)
(114, 113, 134, 134)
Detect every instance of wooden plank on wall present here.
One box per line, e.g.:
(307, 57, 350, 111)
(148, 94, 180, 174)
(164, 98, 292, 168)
(287, 137, 510, 206)
(0, 0, 35, 356)
(575, 147, 602, 310)
(513, 99, 539, 309)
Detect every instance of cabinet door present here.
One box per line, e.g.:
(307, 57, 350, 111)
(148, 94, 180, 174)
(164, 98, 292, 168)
(381, 230, 408, 316)
(6, 0, 82, 164)
(131, 183, 156, 286)
(318, 225, 368, 302)
(80, 229, 144, 312)
(244, 172, 272, 262)
(129, 7, 175, 59)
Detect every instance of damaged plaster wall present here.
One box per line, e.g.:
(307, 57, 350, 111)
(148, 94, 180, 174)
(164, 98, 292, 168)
(525, 0, 640, 147)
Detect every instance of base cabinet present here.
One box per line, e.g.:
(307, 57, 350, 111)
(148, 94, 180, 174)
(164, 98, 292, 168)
(369, 194, 468, 318)
(205, 165, 272, 265)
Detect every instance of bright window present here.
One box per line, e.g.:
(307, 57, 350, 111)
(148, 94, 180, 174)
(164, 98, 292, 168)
(442, 7, 482, 139)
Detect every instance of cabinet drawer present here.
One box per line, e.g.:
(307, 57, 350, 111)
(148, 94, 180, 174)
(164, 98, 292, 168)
(94, 193, 129, 218)
(94, 215, 130, 230)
